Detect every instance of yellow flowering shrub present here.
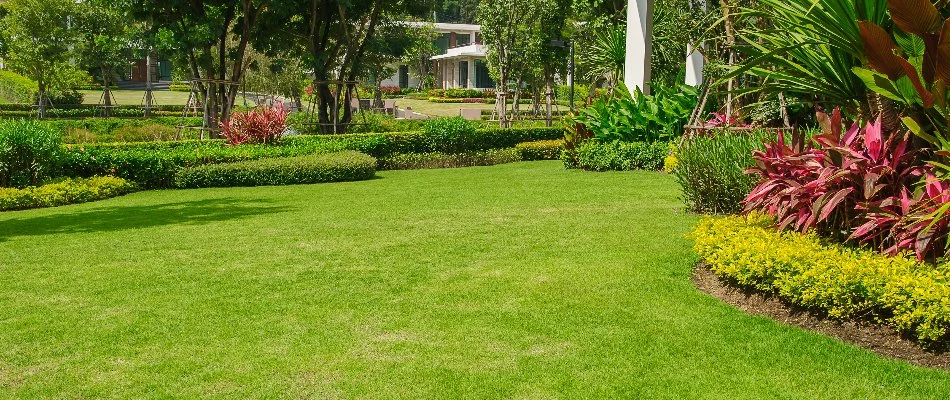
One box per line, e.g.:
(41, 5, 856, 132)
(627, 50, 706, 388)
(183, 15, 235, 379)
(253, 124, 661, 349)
(691, 213, 950, 344)
(0, 176, 136, 211)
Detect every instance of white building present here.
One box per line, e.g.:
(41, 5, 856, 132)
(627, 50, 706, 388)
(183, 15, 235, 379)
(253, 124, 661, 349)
(382, 22, 495, 91)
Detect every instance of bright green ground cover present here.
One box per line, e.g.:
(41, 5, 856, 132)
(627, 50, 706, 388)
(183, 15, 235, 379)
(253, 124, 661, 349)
(0, 161, 948, 398)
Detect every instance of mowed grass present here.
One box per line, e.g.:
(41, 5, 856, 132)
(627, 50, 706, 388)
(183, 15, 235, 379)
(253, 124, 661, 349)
(79, 90, 256, 107)
(0, 162, 948, 398)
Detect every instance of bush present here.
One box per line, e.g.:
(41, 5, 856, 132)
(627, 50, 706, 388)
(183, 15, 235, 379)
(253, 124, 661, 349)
(0, 176, 136, 211)
(517, 140, 563, 161)
(60, 126, 565, 188)
(53, 117, 203, 143)
(428, 97, 488, 104)
(169, 84, 191, 92)
(574, 140, 667, 171)
(663, 142, 678, 173)
(673, 130, 770, 214)
(220, 104, 288, 145)
(573, 83, 697, 143)
(692, 213, 950, 346)
(47, 89, 84, 105)
(0, 119, 62, 187)
(423, 116, 480, 153)
(379, 148, 521, 170)
(0, 70, 38, 104)
(174, 151, 376, 188)
(444, 88, 483, 99)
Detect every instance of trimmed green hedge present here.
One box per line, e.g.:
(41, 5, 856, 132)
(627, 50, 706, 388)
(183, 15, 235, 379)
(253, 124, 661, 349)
(573, 140, 667, 171)
(693, 213, 950, 346)
(517, 140, 563, 161)
(0, 176, 137, 211)
(379, 148, 521, 170)
(174, 151, 376, 188)
(60, 127, 563, 188)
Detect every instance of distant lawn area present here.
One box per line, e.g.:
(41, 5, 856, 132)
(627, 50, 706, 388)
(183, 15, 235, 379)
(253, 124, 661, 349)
(1, 162, 948, 398)
(393, 97, 496, 117)
(79, 90, 256, 107)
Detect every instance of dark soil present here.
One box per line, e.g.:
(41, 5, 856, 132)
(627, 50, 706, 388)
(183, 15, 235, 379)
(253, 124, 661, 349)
(691, 263, 950, 372)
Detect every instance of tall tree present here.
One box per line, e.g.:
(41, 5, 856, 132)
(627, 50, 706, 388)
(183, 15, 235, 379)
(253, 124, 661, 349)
(134, 0, 270, 133)
(257, 0, 431, 133)
(1, 0, 79, 118)
(478, 0, 569, 127)
(76, 0, 139, 116)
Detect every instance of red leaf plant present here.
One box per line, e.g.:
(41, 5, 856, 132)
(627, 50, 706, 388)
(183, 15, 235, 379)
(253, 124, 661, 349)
(706, 112, 751, 128)
(220, 103, 289, 146)
(743, 108, 931, 251)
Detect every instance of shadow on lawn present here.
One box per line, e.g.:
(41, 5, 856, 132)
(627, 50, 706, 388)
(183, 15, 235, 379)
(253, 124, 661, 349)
(0, 197, 293, 240)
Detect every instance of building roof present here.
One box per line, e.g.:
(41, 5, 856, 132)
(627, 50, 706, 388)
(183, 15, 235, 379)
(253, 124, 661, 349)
(431, 44, 487, 61)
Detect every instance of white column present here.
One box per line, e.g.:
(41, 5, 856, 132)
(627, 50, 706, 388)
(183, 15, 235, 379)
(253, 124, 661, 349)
(624, 0, 654, 94)
(467, 58, 476, 89)
(685, 43, 704, 87)
(684, 1, 706, 87)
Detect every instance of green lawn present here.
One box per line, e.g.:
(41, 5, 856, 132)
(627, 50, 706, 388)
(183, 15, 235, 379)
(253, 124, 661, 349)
(394, 98, 496, 117)
(80, 90, 256, 107)
(0, 162, 947, 398)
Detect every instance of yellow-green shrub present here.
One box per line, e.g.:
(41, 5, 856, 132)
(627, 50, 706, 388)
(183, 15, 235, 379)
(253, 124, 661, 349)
(0, 176, 137, 211)
(663, 142, 678, 173)
(691, 213, 950, 345)
(516, 140, 563, 161)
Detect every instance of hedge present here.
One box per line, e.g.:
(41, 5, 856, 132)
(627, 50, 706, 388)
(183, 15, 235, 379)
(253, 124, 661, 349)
(0, 176, 137, 211)
(60, 127, 563, 188)
(517, 140, 563, 161)
(692, 213, 950, 346)
(174, 151, 376, 188)
(379, 148, 522, 170)
(573, 140, 667, 171)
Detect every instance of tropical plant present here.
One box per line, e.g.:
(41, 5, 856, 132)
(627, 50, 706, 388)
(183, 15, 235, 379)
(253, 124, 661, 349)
(854, 0, 950, 147)
(573, 82, 698, 143)
(581, 25, 626, 91)
(0, 119, 62, 188)
(725, 0, 890, 115)
(744, 109, 925, 242)
(220, 104, 290, 146)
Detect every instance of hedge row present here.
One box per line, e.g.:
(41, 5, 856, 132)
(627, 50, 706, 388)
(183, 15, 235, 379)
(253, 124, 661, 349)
(174, 151, 376, 188)
(379, 148, 521, 170)
(517, 140, 563, 161)
(573, 140, 667, 171)
(0, 109, 188, 119)
(693, 213, 950, 346)
(0, 176, 137, 211)
(60, 127, 563, 188)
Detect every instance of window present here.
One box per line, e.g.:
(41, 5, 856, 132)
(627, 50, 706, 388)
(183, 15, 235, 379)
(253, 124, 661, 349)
(398, 65, 409, 89)
(475, 60, 495, 89)
(459, 61, 468, 88)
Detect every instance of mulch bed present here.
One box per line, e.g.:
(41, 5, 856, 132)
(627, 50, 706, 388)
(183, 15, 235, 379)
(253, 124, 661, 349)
(691, 263, 950, 371)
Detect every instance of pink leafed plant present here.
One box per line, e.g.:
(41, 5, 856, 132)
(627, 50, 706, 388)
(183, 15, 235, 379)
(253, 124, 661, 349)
(220, 103, 289, 146)
(705, 112, 750, 128)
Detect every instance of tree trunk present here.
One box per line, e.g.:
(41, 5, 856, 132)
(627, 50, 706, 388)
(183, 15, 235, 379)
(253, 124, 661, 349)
(101, 66, 112, 118)
(497, 71, 508, 129)
(37, 81, 46, 119)
(545, 70, 553, 127)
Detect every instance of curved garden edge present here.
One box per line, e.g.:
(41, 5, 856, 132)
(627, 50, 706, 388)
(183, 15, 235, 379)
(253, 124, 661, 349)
(690, 262, 950, 372)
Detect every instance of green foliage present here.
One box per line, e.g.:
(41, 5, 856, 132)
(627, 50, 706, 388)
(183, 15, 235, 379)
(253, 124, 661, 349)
(379, 148, 522, 170)
(52, 117, 202, 143)
(672, 130, 770, 214)
(516, 140, 564, 161)
(0, 119, 62, 188)
(423, 116, 480, 153)
(574, 140, 668, 171)
(693, 213, 950, 345)
(574, 83, 697, 143)
(287, 111, 427, 134)
(0, 176, 136, 211)
(0, 70, 39, 104)
(726, 0, 890, 113)
(173, 151, 376, 188)
(59, 127, 564, 188)
(580, 25, 626, 89)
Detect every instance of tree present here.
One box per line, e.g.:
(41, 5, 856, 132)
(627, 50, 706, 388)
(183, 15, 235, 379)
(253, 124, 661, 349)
(478, 0, 569, 127)
(76, 0, 139, 116)
(402, 23, 439, 90)
(134, 0, 270, 133)
(256, 0, 431, 133)
(1, 0, 79, 118)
